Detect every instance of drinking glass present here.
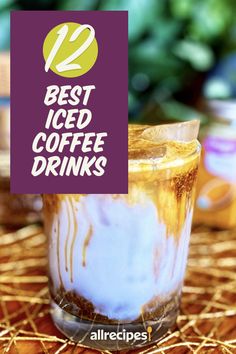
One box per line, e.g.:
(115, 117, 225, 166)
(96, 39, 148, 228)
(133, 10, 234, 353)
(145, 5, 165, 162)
(43, 121, 200, 350)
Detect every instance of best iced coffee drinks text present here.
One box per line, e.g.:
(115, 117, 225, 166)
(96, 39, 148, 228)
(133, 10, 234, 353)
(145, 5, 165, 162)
(31, 85, 108, 177)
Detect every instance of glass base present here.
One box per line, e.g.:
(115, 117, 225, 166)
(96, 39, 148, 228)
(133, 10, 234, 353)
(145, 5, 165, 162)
(51, 299, 178, 350)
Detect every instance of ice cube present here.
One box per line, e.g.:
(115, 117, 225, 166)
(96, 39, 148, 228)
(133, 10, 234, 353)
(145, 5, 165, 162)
(129, 145, 166, 160)
(141, 120, 200, 143)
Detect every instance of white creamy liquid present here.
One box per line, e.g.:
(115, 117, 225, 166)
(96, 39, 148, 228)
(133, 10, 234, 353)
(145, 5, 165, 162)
(49, 193, 192, 321)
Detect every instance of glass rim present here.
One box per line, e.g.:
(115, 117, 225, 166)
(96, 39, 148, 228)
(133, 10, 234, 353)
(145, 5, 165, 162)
(128, 139, 201, 171)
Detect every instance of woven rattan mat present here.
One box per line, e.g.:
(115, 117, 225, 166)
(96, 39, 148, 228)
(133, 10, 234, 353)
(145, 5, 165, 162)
(0, 225, 236, 354)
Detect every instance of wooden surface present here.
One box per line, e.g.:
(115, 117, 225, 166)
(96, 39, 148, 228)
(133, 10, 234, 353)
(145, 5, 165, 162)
(0, 224, 236, 353)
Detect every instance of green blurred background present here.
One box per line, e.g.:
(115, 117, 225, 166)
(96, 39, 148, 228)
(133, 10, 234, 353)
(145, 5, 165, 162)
(1, 0, 236, 123)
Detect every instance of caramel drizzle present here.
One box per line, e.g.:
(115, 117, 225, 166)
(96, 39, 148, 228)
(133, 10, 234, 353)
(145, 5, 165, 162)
(82, 225, 93, 267)
(64, 197, 71, 272)
(56, 218, 63, 286)
(153, 166, 198, 239)
(69, 196, 78, 283)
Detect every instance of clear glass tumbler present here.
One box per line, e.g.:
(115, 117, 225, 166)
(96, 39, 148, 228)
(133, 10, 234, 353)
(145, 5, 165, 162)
(43, 121, 200, 350)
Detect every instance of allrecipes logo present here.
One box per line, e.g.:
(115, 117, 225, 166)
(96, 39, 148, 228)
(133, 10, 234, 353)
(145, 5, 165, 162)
(90, 326, 153, 342)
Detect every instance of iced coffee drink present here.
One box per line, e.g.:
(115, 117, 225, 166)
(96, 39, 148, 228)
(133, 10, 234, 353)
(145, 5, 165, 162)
(43, 121, 200, 350)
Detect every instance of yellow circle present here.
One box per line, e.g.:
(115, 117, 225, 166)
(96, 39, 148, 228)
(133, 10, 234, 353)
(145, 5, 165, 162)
(147, 326, 152, 333)
(43, 22, 98, 78)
